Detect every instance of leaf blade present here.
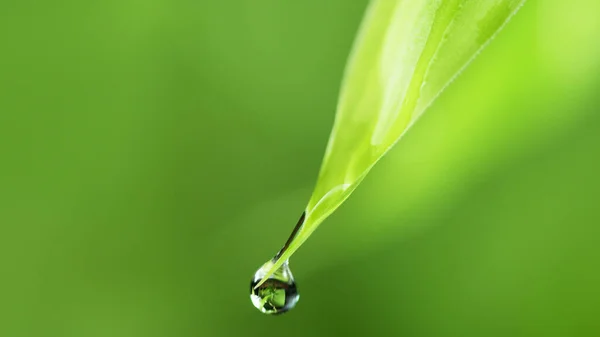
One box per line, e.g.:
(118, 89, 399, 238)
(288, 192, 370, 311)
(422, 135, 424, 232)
(256, 0, 526, 287)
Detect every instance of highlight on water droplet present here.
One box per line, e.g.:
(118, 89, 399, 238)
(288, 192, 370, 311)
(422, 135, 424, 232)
(250, 259, 299, 315)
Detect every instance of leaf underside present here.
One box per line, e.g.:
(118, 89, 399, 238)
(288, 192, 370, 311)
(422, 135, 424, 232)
(256, 0, 526, 288)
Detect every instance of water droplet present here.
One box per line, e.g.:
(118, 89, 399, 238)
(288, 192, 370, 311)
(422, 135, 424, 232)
(250, 259, 299, 315)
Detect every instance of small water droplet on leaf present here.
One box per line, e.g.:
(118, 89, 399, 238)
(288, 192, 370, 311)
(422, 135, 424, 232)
(250, 259, 299, 315)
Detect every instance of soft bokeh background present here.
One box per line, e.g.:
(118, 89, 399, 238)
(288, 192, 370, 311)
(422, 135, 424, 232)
(1, 0, 599, 336)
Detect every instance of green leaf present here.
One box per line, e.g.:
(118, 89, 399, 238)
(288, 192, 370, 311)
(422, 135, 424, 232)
(256, 0, 526, 287)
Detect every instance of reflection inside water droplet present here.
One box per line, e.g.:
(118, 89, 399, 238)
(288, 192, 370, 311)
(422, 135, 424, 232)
(250, 259, 299, 315)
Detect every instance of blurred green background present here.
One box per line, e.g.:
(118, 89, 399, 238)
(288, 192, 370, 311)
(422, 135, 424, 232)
(1, 0, 599, 336)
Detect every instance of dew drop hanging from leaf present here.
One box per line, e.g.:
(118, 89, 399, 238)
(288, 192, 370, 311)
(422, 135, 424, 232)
(250, 259, 299, 315)
(250, 213, 304, 314)
(249, 0, 526, 314)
